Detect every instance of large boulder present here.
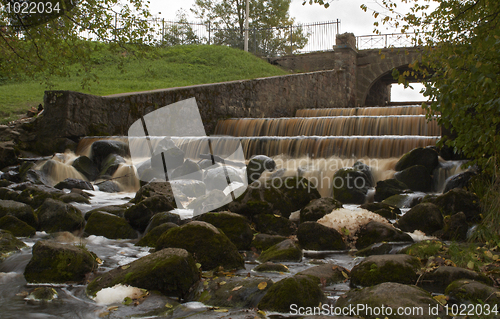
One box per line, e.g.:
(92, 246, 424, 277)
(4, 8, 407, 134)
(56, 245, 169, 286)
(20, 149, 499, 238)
(246, 155, 276, 183)
(336, 282, 446, 319)
(251, 234, 287, 252)
(54, 178, 93, 191)
(24, 240, 98, 284)
(395, 147, 439, 174)
(297, 222, 346, 251)
(394, 165, 433, 192)
(156, 221, 244, 271)
(332, 168, 371, 204)
(0, 199, 37, 228)
(0, 215, 36, 237)
(443, 170, 476, 193)
(374, 178, 409, 202)
(72, 156, 99, 181)
(86, 248, 199, 299)
(297, 264, 350, 285)
(438, 211, 468, 241)
(170, 159, 203, 181)
(132, 180, 176, 204)
(36, 199, 85, 233)
(16, 184, 64, 209)
(396, 202, 444, 235)
(434, 188, 481, 221)
(300, 197, 343, 223)
(257, 239, 302, 263)
(349, 254, 421, 287)
(360, 202, 401, 219)
(98, 154, 125, 177)
(90, 140, 130, 171)
(124, 195, 176, 232)
(0, 229, 26, 261)
(0, 141, 18, 170)
(204, 166, 244, 192)
(445, 279, 500, 306)
(170, 179, 206, 197)
(144, 211, 181, 234)
(136, 222, 178, 248)
(84, 212, 137, 239)
(355, 220, 413, 249)
(252, 213, 296, 236)
(419, 266, 492, 292)
(257, 275, 327, 313)
(195, 211, 253, 250)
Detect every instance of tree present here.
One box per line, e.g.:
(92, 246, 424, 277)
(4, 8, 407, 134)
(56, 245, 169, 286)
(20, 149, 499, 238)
(162, 11, 202, 47)
(192, 0, 308, 56)
(0, 0, 155, 87)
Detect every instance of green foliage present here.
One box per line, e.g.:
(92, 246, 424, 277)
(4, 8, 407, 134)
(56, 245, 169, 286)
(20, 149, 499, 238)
(469, 174, 500, 245)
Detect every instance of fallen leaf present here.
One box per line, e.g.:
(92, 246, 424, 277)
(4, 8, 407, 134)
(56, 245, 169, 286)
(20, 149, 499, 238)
(342, 271, 349, 279)
(214, 308, 228, 312)
(258, 282, 267, 290)
(121, 265, 130, 270)
(232, 286, 243, 291)
(467, 261, 475, 269)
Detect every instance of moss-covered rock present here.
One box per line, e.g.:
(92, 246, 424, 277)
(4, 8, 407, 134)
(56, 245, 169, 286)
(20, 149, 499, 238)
(381, 194, 421, 208)
(438, 211, 468, 241)
(84, 204, 129, 220)
(257, 239, 302, 263)
(24, 240, 98, 284)
(374, 178, 410, 202)
(349, 254, 421, 287)
(132, 180, 176, 204)
(434, 188, 481, 221)
(87, 248, 198, 299)
(400, 240, 445, 260)
(54, 178, 93, 191)
(355, 220, 413, 249)
(156, 221, 244, 271)
(251, 233, 287, 252)
(443, 170, 476, 193)
(26, 287, 58, 302)
(0, 199, 37, 228)
(98, 154, 125, 177)
(84, 211, 137, 239)
(72, 155, 99, 181)
(16, 184, 64, 209)
(395, 147, 439, 174)
(257, 275, 327, 313)
(136, 222, 178, 247)
(300, 197, 343, 223)
(297, 222, 346, 251)
(397, 202, 444, 235)
(445, 279, 500, 306)
(0, 215, 36, 237)
(36, 199, 85, 233)
(332, 168, 370, 204)
(252, 213, 295, 236)
(419, 266, 492, 293)
(394, 165, 433, 192)
(195, 211, 253, 250)
(0, 229, 26, 261)
(297, 264, 349, 285)
(246, 155, 276, 184)
(336, 282, 445, 319)
(360, 202, 401, 219)
(59, 193, 91, 204)
(90, 140, 130, 172)
(124, 195, 176, 232)
(253, 262, 289, 273)
(144, 211, 181, 234)
(355, 242, 402, 257)
(96, 180, 121, 193)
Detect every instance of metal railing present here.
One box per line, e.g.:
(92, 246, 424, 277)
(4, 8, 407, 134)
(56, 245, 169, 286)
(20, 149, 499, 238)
(356, 33, 422, 50)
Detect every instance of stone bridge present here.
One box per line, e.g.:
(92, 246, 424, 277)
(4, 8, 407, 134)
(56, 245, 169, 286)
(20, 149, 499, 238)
(268, 33, 424, 106)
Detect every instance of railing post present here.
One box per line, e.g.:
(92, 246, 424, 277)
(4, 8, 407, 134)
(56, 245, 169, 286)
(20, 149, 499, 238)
(290, 25, 293, 54)
(162, 18, 165, 43)
(208, 21, 211, 45)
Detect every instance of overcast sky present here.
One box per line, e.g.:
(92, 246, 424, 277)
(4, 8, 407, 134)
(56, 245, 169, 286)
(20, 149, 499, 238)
(147, 0, 425, 101)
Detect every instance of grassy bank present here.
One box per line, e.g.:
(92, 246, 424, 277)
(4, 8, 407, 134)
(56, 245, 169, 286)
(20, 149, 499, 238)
(0, 44, 289, 124)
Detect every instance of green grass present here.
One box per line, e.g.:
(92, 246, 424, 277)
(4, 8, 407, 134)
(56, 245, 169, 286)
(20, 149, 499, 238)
(0, 44, 289, 124)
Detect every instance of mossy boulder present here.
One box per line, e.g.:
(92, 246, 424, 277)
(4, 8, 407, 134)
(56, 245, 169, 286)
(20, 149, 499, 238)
(0, 199, 37, 228)
(156, 221, 244, 271)
(400, 240, 445, 259)
(254, 262, 290, 273)
(24, 240, 98, 284)
(251, 233, 287, 252)
(349, 254, 421, 287)
(195, 211, 253, 250)
(136, 223, 178, 248)
(443, 170, 476, 193)
(355, 242, 402, 257)
(438, 211, 468, 241)
(132, 180, 176, 204)
(332, 168, 370, 204)
(252, 213, 295, 236)
(144, 211, 181, 234)
(26, 287, 58, 303)
(170, 179, 206, 197)
(374, 178, 410, 202)
(381, 194, 421, 208)
(360, 202, 401, 219)
(355, 221, 413, 249)
(397, 202, 444, 235)
(394, 165, 433, 192)
(257, 239, 302, 263)
(54, 178, 93, 191)
(257, 275, 327, 313)
(445, 279, 500, 306)
(85, 204, 128, 220)
(297, 222, 346, 251)
(87, 248, 199, 299)
(90, 140, 130, 171)
(36, 199, 84, 233)
(84, 212, 137, 239)
(72, 155, 99, 181)
(16, 185, 64, 209)
(300, 197, 343, 223)
(124, 195, 176, 232)
(419, 266, 492, 293)
(246, 155, 276, 183)
(98, 154, 125, 177)
(434, 188, 481, 221)
(0, 229, 27, 261)
(297, 264, 349, 285)
(336, 282, 446, 319)
(0, 215, 36, 237)
(59, 193, 91, 204)
(96, 180, 121, 193)
(395, 147, 439, 174)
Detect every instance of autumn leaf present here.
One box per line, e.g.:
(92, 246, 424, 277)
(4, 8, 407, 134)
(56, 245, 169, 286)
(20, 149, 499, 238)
(258, 282, 268, 290)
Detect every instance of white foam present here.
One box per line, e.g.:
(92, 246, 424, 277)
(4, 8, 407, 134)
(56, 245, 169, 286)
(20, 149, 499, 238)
(94, 284, 144, 305)
(317, 208, 391, 239)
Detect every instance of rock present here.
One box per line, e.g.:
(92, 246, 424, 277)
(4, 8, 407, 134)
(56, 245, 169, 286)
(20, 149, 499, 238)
(434, 188, 481, 221)
(297, 222, 346, 250)
(0, 199, 37, 228)
(0, 229, 27, 261)
(59, 193, 91, 204)
(350, 254, 421, 287)
(332, 168, 371, 204)
(132, 180, 176, 204)
(204, 166, 244, 192)
(170, 159, 203, 181)
(394, 165, 433, 192)
(72, 156, 99, 181)
(257, 275, 327, 313)
(198, 159, 219, 170)
(397, 202, 444, 235)
(257, 239, 302, 263)
(0, 141, 18, 170)
(374, 178, 410, 202)
(443, 170, 477, 193)
(144, 211, 181, 234)
(297, 264, 349, 285)
(336, 282, 446, 319)
(381, 194, 422, 208)
(87, 248, 199, 299)
(445, 279, 500, 306)
(400, 240, 446, 259)
(300, 197, 343, 223)
(355, 242, 401, 257)
(98, 154, 125, 177)
(90, 140, 130, 171)
(96, 180, 121, 193)
(225, 176, 320, 219)
(353, 161, 375, 186)
(54, 178, 93, 191)
(26, 287, 58, 303)
(84, 204, 128, 220)
(251, 234, 287, 252)
(156, 221, 244, 271)
(359, 202, 401, 219)
(16, 184, 64, 209)
(252, 213, 295, 236)
(246, 155, 276, 183)
(395, 147, 439, 174)
(170, 179, 206, 197)
(195, 211, 253, 250)
(150, 143, 185, 173)
(355, 221, 413, 249)
(438, 211, 468, 241)
(24, 240, 98, 283)
(124, 195, 176, 232)
(0, 215, 36, 237)
(84, 211, 137, 239)
(419, 266, 492, 292)
(36, 199, 85, 233)
(254, 262, 290, 273)
(136, 223, 178, 248)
